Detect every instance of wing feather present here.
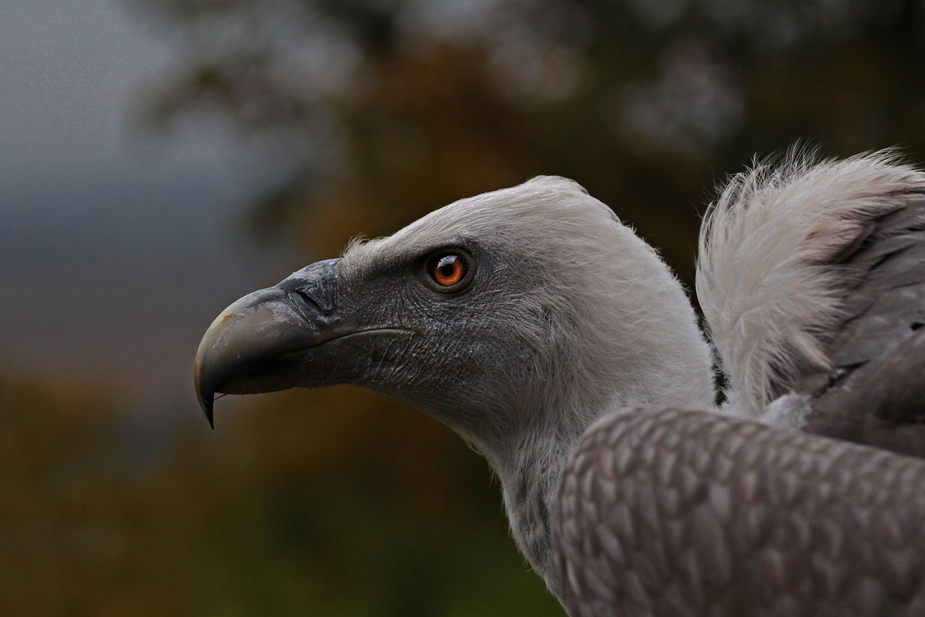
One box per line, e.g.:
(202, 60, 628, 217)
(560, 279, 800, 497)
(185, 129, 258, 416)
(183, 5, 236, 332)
(796, 191, 925, 453)
(698, 151, 925, 453)
(554, 407, 925, 616)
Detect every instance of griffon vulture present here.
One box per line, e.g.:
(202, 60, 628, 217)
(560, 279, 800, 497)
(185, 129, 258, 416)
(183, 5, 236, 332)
(195, 152, 925, 615)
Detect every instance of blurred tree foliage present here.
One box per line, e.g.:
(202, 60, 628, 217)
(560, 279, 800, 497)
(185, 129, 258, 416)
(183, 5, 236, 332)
(11, 0, 925, 615)
(128, 0, 925, 276)
(2, 376, 559, 615)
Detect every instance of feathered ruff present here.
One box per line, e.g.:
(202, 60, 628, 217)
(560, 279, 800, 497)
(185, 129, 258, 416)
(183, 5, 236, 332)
(697, 149, 925, 421)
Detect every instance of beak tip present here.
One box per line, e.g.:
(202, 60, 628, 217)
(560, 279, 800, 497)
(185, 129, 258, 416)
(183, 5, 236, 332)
(195, 357, 216, 430)
(197, 385, 216, 429)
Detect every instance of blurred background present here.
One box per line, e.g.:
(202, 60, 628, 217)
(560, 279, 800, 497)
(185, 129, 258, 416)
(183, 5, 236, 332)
(5, 0, 925, 614)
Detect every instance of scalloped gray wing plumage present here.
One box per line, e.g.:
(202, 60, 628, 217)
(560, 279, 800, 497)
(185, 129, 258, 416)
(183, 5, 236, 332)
(555, 407, 925, 617)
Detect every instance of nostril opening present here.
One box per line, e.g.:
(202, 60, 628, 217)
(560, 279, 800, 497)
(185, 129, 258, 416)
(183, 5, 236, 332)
(288, 290, 324, 318)
(912, 322, 924, 331)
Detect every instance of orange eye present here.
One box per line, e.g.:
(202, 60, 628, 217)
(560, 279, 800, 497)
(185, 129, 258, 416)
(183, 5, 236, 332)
(430, 253, 467, 287)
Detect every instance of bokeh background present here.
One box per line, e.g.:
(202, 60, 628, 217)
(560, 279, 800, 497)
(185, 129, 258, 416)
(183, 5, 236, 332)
(5, 0, 925, 615)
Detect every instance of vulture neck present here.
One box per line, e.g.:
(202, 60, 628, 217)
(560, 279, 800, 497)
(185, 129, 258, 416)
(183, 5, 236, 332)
(494, 412, 583, 601)
(484, 275, 716, 600)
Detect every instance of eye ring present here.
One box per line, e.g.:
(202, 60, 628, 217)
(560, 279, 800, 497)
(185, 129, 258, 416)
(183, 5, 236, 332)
(424, 251, 473, 292)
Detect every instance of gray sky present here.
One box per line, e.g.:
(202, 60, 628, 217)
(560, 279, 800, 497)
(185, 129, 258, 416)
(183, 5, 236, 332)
(2, 0, 165, 174)
(0, 0, 284, 415)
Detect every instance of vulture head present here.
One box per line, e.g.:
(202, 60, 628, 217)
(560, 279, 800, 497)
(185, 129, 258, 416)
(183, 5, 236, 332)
(196, 176, 714, 589)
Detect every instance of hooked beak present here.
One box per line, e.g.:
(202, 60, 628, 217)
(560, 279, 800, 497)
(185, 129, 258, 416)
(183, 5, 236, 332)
(194, 259, 343, 428)
(194, 257, 415, 427)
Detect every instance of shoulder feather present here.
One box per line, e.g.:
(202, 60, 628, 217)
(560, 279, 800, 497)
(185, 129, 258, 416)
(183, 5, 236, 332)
(696, 149, 925, 420)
